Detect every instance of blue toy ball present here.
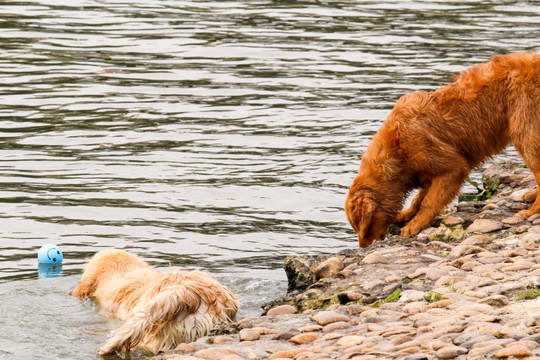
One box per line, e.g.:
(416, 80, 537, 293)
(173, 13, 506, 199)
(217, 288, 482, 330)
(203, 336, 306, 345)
(38, 244, 63, 264)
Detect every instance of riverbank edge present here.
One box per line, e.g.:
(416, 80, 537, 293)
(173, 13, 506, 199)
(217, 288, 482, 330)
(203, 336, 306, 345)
(155, 161, 540, 360)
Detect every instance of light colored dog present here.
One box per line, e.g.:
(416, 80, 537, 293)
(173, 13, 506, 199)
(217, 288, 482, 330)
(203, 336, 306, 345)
(71, 250, 239, 355)
(346, 52, 540, 247)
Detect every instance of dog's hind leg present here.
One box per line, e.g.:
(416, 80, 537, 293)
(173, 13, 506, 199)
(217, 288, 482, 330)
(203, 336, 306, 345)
(518, 159, 540, 218)
(510, 96, 540, 219)
(395, 187, 428, 223)
(401, 168, 469, 237)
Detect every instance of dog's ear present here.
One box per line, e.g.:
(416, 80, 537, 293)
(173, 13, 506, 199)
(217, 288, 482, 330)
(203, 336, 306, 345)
(345, 191, 376, 240)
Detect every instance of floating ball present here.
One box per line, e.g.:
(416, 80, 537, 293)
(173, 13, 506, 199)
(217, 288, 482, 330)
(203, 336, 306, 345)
(38, 244, 63, 264)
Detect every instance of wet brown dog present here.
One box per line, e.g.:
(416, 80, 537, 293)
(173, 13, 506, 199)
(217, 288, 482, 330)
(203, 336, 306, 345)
(345, 52, 540, 247)
(71, 250, 239, 355)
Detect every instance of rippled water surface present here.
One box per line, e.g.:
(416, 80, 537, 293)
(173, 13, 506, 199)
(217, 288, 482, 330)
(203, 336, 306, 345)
(0, 0, 538, 358)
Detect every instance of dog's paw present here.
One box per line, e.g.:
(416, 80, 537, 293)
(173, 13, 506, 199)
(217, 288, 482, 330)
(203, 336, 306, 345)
(518, 209, 535, 219)
(400, 224, 420, 238)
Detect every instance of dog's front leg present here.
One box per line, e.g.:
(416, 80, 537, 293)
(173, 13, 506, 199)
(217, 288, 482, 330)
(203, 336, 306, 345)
(395, 186, 428, 223)
(401, 170, 467, 237)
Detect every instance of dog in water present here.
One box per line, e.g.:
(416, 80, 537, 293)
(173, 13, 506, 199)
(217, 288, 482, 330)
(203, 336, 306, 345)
(345, 52, 540, 247)
(71, 250, 239, 355)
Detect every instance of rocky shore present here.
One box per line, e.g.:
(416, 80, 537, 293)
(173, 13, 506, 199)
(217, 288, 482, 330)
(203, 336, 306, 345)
(156, 162, 540, 360)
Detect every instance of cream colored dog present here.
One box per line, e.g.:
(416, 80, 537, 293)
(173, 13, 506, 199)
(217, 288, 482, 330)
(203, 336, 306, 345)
(71, 250, 239, 355)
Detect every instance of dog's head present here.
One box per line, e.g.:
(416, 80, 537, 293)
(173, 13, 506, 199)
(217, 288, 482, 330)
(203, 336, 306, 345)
(345, 186, 395, 248)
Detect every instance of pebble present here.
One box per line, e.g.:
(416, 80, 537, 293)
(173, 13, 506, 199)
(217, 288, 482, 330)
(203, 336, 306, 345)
(435, 345, 468, 358)
(362, 252, 387, 264)
(494, 343, 532, 358)
(239, 329, 261, 342)
(336, 335, 364, 346)
(311, 257, 344, 278)
(289, 332, 318, 344)
(194, 348, 242, 359)
(267, 305, 297, 316)
(467, 219, 503, 233)
(311, 311, 350, 325)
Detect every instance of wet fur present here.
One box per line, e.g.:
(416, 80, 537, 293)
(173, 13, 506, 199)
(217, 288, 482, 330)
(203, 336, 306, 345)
(71, 250, 239, 355)
(346, 52, 540, 247)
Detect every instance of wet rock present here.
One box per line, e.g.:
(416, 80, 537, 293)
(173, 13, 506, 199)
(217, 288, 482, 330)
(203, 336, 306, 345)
(284, 255, 317, 292)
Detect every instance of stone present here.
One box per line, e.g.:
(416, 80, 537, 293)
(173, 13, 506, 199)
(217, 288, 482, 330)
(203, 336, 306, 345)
(336, 335, 364, 346)
(502, 214, 525, 225)
(273, 330, 298, 340)
(245, 349, 270, 359)
(239, 328, 260, 341)
(435, 345, 468, 358)
(213, 335, 233, 344)
(444, 216, 464, 226)
(403, 354, 430, 360)
(467, 219, 503, 234)
(456, 303, 494, 316)
(399, 290, 426, 303)
(175, 343, 197, 352)
(362, 252, 387, 264)
(461, 234, 493, 245)
(299, 324, 322, 332)
(268, 349, 307, 359)
(494, 343, 532, 358)
(267, 304, 298, 316)
(194, 348, 241, 359)
(322, 321, 350, 333)
(311, 256, 344, 278)
(289, 332, 318, 344)
(284, 255, 317, 292)
(311, 311, 350, 325)
(454, 332, 482, 346)
(478, 295, 509, 308)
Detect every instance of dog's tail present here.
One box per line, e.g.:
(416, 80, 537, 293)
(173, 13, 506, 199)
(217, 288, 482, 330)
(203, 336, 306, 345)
(98, 282, 238, 355)
(98, 287, 198, 355)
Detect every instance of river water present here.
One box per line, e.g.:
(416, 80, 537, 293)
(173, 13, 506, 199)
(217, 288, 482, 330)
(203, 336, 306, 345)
(0, 0, 538, 359)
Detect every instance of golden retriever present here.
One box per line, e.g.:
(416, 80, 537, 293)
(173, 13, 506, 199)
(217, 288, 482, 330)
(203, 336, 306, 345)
(71, 250, 239, 355)
(345, 52, 540, 247)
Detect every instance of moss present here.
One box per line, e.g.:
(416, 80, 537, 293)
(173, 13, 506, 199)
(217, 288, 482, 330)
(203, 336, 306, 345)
(303, 294, 340, 311)
(424, 291, 442, 303)
(515, 284, 540, 301)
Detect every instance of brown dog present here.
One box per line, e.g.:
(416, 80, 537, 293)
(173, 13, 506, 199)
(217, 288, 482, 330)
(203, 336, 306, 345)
(71, 250, 239, 355)
(345, 52, 540, 247)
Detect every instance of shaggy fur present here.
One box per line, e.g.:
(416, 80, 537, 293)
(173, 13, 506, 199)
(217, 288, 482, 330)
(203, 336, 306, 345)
(346, 52, 540, 247)
(71, 250, 239, 355)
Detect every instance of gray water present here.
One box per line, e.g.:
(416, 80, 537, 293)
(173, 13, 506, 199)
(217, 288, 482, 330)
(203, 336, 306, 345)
(0, 0, 538, 359)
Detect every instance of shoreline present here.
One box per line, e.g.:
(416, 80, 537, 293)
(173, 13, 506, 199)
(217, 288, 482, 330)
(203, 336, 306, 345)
(156, 161, 540, 360)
